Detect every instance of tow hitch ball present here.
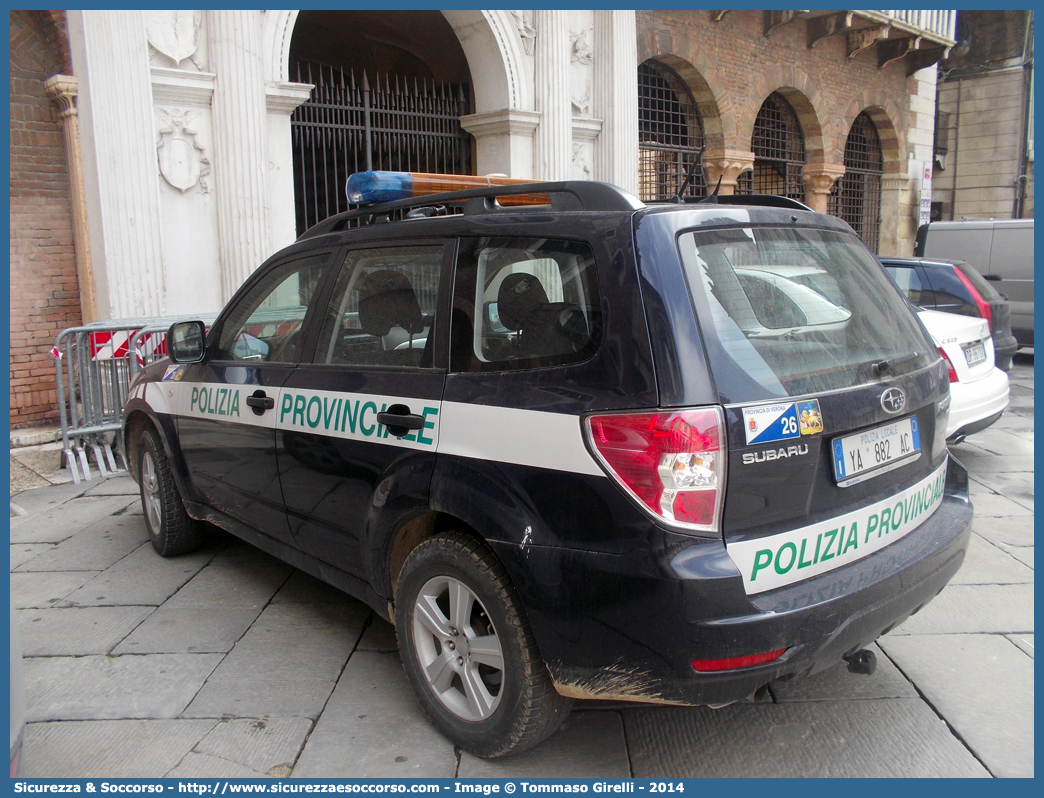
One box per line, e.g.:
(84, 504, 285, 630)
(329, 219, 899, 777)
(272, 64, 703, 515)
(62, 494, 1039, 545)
(844, 648, 877, 675)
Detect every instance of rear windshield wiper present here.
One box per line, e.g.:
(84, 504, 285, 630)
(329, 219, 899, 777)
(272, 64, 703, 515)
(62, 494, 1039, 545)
(871, 352, 920, 378)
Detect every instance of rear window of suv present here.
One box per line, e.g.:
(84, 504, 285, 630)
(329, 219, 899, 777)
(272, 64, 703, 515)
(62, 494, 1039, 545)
(679, 226, 932, 403)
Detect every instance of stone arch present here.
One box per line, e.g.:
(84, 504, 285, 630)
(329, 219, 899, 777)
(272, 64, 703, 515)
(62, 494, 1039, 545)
(262, 9, 525, 112)
(836, 90, 904, 175)
(640, 54, 726, 156)
(744, 65, 828, 164)
(261, 10, 298, 84)
(636, 28, 734, 153)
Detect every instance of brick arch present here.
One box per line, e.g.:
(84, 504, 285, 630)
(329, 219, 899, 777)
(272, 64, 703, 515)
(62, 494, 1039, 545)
(10, 10, 69, 76)
(743, 65, 828, 163)
(836, 91, 904, 176)
(636, 29, 735, 153)
(45, 11, 72, 74)
(642, 54, 727, 154)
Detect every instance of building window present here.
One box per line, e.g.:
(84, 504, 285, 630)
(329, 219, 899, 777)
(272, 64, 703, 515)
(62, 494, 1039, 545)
(637, 60, 705, 201)
(829, 112, 883, 253)
(737, 92, 805, 199)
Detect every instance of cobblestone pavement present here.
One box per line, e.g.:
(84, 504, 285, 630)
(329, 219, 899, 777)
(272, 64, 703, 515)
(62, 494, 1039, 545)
(10, 355, 1033, 778)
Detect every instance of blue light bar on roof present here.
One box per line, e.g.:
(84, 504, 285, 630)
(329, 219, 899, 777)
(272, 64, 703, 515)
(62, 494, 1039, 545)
(346, 171, 544, 206)
(346, 171, 414, 204)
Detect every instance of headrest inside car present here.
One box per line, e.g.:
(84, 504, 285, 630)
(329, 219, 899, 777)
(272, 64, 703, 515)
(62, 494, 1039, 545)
(357, 270, 426, 337)
(497, 273, 550, 331)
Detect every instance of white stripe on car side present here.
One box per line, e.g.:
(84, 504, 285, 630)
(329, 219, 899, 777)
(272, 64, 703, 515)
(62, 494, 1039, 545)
(137, 379, 605, 475)
(438, 401, 604, 477)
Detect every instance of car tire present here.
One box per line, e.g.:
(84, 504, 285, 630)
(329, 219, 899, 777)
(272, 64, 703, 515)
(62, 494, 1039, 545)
(395, 531, 572, 758)
(138, 428, 204, 556)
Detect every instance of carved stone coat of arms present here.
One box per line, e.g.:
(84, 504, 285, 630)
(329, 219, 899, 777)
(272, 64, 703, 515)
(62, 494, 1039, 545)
(144, 10, 202, 66)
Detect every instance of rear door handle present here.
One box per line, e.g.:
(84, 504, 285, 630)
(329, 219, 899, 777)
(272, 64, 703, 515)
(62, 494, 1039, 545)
(246, 390, 275, 415)
(377, 403, 426, 437)
(983, 274, 1001, 281)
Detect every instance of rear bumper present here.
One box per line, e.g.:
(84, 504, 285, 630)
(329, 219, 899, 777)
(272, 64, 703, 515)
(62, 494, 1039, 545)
(947, 367, 1009, 439)
(1011, 318, 1033, 348)
(497, 458, 973, 707)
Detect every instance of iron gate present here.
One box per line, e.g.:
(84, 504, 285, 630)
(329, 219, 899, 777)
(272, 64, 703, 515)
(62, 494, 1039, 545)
(291, 61, 472, 235)
(829, 112, 883, 253)
(738, 92, 806, 200)
(638, 60, 707, 201)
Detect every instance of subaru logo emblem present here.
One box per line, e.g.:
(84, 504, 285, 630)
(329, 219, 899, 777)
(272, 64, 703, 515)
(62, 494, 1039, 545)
(881, 387, 906, 414)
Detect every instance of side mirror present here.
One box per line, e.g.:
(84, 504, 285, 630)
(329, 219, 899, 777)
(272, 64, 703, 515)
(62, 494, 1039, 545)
(168, 320, 207, 363)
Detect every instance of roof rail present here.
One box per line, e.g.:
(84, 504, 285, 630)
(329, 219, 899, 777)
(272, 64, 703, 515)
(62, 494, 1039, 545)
(714, 194, 812, 211)
(297, 180, 644, 241)
(649, 193, 812, 212)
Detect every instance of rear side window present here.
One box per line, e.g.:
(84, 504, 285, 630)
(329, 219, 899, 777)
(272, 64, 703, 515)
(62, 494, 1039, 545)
(922, 264, 980, 318)
(314, 245, 444, 369)
(679, 227, 932, 402)
(955, 261, 1001, 301)
(451, 237, 602, 372)
(883, 264, 925, 305)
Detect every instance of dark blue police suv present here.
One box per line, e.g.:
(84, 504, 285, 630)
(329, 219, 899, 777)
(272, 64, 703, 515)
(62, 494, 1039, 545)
(123, 172, 972, 757)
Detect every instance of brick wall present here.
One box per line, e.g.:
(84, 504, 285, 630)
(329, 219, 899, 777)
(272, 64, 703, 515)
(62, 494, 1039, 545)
(10, 10, 80, 428)
(637, 10, 915, 168)
(635, 10, 930, 253)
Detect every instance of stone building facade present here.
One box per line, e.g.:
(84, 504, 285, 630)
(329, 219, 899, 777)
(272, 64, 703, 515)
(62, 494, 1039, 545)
(932, 10, 1034, 220)
(10, 9, 957, 428)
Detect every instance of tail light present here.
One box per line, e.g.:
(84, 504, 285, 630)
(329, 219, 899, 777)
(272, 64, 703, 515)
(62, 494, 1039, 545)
(953, 267, 992, 331)
(586, 407, 725, 535)
(938, 347, 958, 383)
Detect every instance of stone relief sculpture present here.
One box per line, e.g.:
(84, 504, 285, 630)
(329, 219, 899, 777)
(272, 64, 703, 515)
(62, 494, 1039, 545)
(570, 28, 592, 117)
(155, 108, 210, 193)
(510, 10, 536, 56)
(571, 86, 591, 117)
(571, 142, 591, 179)
(145, 10, 204, 69)
(570, 28, 592, 65)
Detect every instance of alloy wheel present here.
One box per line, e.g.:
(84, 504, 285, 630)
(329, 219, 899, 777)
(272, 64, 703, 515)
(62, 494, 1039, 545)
(140, 449, 163, 535)
(412, 575, 505, 722)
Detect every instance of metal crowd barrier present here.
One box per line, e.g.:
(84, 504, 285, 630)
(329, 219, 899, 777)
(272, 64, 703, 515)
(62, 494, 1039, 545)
(51, 314, 216, 483)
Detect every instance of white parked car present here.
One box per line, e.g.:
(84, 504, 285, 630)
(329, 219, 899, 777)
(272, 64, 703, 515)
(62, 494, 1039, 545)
(916, 308, 1010, 443)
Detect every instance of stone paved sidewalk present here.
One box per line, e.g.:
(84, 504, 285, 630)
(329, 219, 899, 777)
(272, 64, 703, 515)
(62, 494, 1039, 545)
(10, 356, 1033, 778)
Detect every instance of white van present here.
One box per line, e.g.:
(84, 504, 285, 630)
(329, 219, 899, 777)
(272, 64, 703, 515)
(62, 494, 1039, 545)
(915, 218, 1034, 347)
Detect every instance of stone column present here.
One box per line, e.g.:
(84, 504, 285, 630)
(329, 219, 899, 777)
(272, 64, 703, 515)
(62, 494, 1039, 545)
(533, 10, 571, 180)
(266, 83, 314, 250)
(66, 10, 165, 319)
(592, 10, 638, 195)
(207, 10, 271, 299)
(803, 163, 847, 213)
(704, 151, 756, 196)
(44, 75, 96, 324)
(880, 173, 912, 256)
(459, 110, 542, 178)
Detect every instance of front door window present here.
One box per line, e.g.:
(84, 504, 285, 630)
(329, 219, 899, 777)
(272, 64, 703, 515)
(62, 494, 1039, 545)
(214, 255, 329, 363)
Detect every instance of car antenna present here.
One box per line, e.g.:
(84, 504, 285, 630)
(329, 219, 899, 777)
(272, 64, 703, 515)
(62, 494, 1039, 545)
(696, 175, 723, 204)
(672, 147, 706, 203)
